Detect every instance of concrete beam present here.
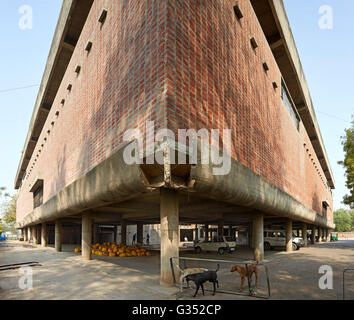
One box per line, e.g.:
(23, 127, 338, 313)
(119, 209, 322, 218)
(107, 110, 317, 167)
(82, 214, 92, 261)
(160, 188, 179, 286)
(252, 213, 264, 262)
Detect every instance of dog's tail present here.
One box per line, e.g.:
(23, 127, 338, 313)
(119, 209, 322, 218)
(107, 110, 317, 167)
(215, 264, 220, 272)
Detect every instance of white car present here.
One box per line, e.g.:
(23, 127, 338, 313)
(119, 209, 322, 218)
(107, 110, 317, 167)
(264, 230, 304, 251)
(194, 236, 237, 255)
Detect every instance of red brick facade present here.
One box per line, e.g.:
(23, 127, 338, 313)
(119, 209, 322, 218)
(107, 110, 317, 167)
(16, 0, 333, 224)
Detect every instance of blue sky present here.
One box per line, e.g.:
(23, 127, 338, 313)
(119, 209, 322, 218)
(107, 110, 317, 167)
(0, 1, 352, 211)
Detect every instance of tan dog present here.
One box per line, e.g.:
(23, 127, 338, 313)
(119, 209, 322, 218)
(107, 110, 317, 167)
(230, 264, 258, 292)
(176, 266, 208, 292)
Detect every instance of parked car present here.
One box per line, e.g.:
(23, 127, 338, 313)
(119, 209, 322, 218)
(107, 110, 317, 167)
(264, 230, 304, 251)
(194, 236, 236, 255)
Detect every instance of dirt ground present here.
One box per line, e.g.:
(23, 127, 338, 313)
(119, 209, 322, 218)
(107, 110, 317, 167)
(0, 240, 353, 300)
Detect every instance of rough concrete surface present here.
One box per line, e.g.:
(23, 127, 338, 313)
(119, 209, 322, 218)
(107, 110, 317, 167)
(1, 241, 353, 300)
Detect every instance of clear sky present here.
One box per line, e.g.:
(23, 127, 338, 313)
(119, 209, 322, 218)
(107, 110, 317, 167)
(0, 1, 352, 211)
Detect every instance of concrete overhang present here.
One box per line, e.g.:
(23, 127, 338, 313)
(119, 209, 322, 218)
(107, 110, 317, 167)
(251, 0, 335, 189)
(14, 0, 94, 189)
(16, 141, 335, 230)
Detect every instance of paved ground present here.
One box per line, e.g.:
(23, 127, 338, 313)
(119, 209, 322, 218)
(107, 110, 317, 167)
(0, 240, 353, 300)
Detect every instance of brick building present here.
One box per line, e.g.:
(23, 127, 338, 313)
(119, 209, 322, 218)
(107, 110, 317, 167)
(15, 0, 335, 285)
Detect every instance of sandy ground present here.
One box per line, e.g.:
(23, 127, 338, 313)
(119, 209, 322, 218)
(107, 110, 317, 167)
(0, 240, 353, 300)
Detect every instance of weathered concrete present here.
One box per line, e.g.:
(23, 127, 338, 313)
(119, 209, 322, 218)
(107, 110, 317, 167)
(190, 145, 334, 229)
(121, 221, 127, 245)
(302, 223, 308, 247)
(137, 223, 143, 245)
(113, 225, 117, 243)
(41, 223, 47, 247)
(93, 223, 98, 244)
(24, 228, 28, 242)
(16, 141, 149, 229)
(205, 224, 209, 241)
(32, 226, 38, 245)
(160, 188, 179, 286)
(318, 228, 322, 243)
(252, 213, 264, 262)
(82, 214, 92, 261)
(217, 220, 224, 237)
(325, 229, 330, 242)
(311, 225, 316, 245)
(285, 220, 293, 252)
(55, 220, 62, 252)
(27, 227, 31, 243)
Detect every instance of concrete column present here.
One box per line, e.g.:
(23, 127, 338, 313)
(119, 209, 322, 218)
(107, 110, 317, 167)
(218, 220, 224, 238)
(121, 221, 127, 245)
(113, 225, 117, 244)
(160, 188, 179, 286)
(82, 214, 92, 261)
(311, 226, 316, 244)
(302, 223, 308, 247)
(41, 223, 47, 247)
(28, 227, 31, 243)
(93, 223, 98, 245)
(252, 213, 264, 262)
(55, 220, 62, 252)
(205, 224, 209, 241)
(137, 223, 143, 245)
(318, 228, 322, 243)
(194, 225, 199, 241)
(32, 226, 38, 245)
(325, 229, 330, 242)
(285, 220, 293, 252)
(24, 228, 28, 242)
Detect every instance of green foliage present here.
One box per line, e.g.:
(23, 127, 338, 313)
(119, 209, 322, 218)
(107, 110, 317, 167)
(338, 117, 354, 208)
(333, 209, 354, 232)
(0, 188, 17, 233)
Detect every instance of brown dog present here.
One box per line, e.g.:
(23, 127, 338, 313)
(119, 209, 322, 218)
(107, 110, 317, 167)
(230, 264, 258, 292)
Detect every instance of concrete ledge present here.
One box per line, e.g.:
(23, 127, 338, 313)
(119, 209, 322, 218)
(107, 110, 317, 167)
(190, 154, 334, 229)
(16, 141, 149, 228)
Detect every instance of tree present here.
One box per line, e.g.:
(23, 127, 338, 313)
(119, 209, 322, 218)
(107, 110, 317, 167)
(338, 117, 354, 208)
(333, 209, 353, 232)
(0, 192, 17, 233)
(0, 187, 10, 198)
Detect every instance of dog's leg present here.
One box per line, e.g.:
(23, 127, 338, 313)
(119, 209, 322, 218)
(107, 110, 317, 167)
(216, 279, 219, 288)
(193, 284, 200, 297)
(212, 281, 216, 295)
(239, 276, 245, 292)
(201, 283, 205, 296)
(255, 269, 258, 287)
